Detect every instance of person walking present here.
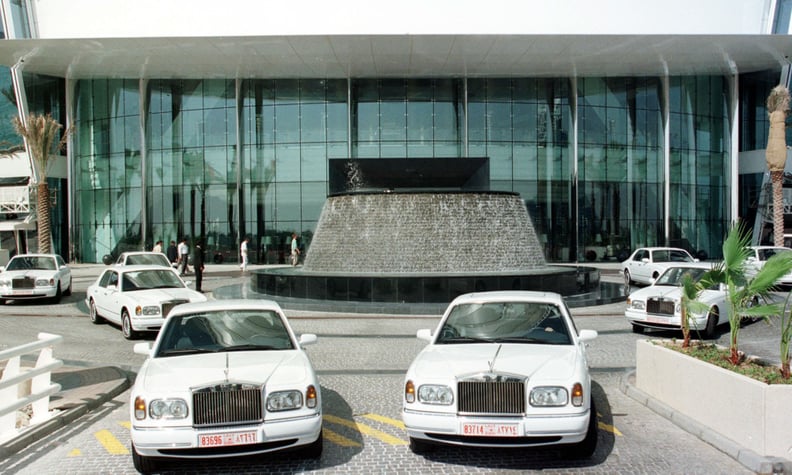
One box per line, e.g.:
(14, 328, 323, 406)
(152, 240, 163, 253)
(166, 240, 178, 266)
(240, 236, 249, 272)
(177, 238, 190, 275)
(290, 233, 300, 266)
(193, 239, 205, 292)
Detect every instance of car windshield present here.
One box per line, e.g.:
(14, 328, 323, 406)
(121, 269, 184, 291)
(5, 256, 56, 271)
(655, 267, 708, 286)
(436, 302, 571, 345)
(156, 310, 295, 356)
(125, 254, 170, 266)
(652, 250, 694, 263)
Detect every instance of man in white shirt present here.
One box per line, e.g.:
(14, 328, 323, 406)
(240, 237, 249, 272)
(177, 238, 189, 275)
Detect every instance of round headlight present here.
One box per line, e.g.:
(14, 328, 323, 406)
(530, 386, 569, 407)
(418, 384, 454, 405)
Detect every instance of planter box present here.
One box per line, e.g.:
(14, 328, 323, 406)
(636, 339, 792, 458)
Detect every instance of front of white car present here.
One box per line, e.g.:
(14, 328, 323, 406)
(129, 300, 321, 473)
(402, 291, 598, 457)
(625, 264, 719, 334)
(0, 254, 70, 301)
(125, 287, 208, 333)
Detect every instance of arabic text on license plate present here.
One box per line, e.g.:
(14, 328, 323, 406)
(198, 430, 258, 447)
(461, 423, 519, 437)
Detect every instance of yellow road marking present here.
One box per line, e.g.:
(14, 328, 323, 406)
(323, 414, 407, 445)
(67, 448, 81, 457)
(323, 428, 362, 447)
(361, 413, 405, 430)
(118, 421, 131, 429)
(95, 429, 129, 455)
(598, 421, 623, 436)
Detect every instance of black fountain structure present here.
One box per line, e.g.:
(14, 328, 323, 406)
(238, 158, 625, 314)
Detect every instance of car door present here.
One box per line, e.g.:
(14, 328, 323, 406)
(630, 249, 650, 283)
(96, 270, 122, 323)
(55, 255, 71, 290)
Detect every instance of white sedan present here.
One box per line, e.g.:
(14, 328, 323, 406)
(129, 299, 322, 474)
(625, 263, 728, 338)
(621, 247, 698, 286)
(85, 265, 207, 339)
(0, 254, 72, 303)
(402, 291, 599, 458)
(746, 246, 792, 285)
(114, 251, 171, 267)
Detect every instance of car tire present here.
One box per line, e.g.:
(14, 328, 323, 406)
(300, 431, 323, 459)
(52, 284, 62, 304)
(89, 299, 105, 324)
(623, 270, 631, 286)
(131, 444, 158, 474)
(122, 309, 139, 340)
(409, 437, 436, 455)
(564, 398, 598, 459)
(63, 282, 72, 297)
(631, 324, 645, 334)
(703, 309, 718, 339)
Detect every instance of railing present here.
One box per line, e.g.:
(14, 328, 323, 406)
(0, 185, 30, 213)
(0, 333, 63, 444)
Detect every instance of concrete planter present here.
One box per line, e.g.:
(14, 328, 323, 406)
(635, 339, 792, 459)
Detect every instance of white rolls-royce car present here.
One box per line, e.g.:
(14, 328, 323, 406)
(85, 265, 207, 339)
(130, 299, 322, 474)
(0, 253, 72, 303)
(402, 291, 598, 458)
(625, 263, 727, 338)
(620, 247, 698, 286)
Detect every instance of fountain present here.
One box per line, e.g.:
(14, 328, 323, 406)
(246, 158, 622, 313)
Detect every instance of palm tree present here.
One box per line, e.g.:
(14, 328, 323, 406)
(765, 85, 790, 247)
(679, 272, 709, 348)
(12, 113, 72, 254)
(701, 223, 792, 364)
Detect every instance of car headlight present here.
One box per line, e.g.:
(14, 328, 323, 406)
(35, 278, 55, 287)
(530, 386, 569, 407)
(418, 384, 454, 405)
(675, 302, 681, 314)
(627, 298, 645, 310)
(0, 279, 9, 286)
(267, 390, 303, 411)
(136, 305, 161, 316)
(146, 398, 188, 420)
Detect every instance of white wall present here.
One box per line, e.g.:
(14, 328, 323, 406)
(31, 0, 775, 39)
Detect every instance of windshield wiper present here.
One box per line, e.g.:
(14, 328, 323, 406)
(491, 337, 547, 344)
(158, 348, 218, 357)
(439, 336, 492, 344)
(222, 344, 279, 352)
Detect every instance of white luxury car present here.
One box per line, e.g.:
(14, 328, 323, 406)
(0, 254, 72, 303)
(625, 263, 729, 338)
(129, 299, 322, 474)
(621, 247, 698, 286)
(402, 291, 599, 458)
(114, 251, 172, 267)
(85, 265, 207, 339)
(746, 246, 792, 285)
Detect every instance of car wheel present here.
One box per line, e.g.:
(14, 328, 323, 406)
(300, 431, 323, 459)
(631, 324, 645, 334)
(409, 437, 437, 455)
(703, 309, 718, 339)
(564, 398, 598, 459)
(623, 270, 631, 286)
(63, 282, 72, 297)
(89, 299, 105, 324)
(52, 283, 62, 304)
(131, 444, 158, 474)
(122, 309, 139, 340)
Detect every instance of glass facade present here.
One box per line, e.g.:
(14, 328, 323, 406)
(71, 75, 739, 263)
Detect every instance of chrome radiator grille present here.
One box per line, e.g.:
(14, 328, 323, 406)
(162, 299, 188, 318)
(192, 384, 263, 427)
(12, 277, 35, 289)
(646, 298, 675, 316)
(457, 381, 525, 415)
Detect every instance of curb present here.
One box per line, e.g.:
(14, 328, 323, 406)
(619, 369, 792, 474)
(0, 367, 132, 460)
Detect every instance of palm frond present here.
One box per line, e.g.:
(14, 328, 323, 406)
(747, 252, 792, 295)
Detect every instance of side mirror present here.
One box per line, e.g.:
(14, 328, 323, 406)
(641, 257, 650, 263)
(133, 342, 152, 356)
(578, 329, 598, 342)
(693, 258, 700, 263)
(417, 329, 433, 342)
(299, 333, 318, 347)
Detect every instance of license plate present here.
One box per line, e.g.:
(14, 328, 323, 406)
(647, 315, 670, 323)
(461, 423, 520, 437)
(198, 430, 259, 447)
(14, 289, 34, 295)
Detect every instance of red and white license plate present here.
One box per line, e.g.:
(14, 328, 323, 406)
(646, 315, 670, 324)
(461, 423, 520, 437)
(198, 430, 259, 447)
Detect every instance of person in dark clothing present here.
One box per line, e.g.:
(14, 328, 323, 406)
(193, 240, 205, 292)
(166, 240, 178, 265)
